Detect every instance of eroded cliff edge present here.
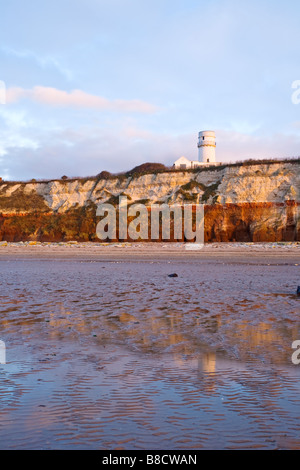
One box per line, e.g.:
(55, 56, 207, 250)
(0, 160, 299, 242)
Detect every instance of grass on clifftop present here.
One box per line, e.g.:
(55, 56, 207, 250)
(0, 157, 299, 185)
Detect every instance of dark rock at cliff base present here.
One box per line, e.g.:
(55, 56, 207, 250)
(297, 286, 300, 296)
(168, 273, 178, 278)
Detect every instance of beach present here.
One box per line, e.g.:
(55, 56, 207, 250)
(0, 242, 299, 449)
(0, 241, 299, 261)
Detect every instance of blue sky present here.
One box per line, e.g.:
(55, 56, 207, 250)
(1, 0, 300, 180)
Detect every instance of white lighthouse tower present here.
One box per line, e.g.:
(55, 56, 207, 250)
(173, 130, 219, 169)
(198, 130, 216, 164)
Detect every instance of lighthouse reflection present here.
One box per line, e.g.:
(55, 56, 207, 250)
(200, 353, 217, 374)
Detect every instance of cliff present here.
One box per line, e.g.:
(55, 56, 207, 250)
(0, 160, 299, 242)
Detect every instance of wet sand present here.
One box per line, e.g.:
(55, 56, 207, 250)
(0, 241, 299, 261)
(0, 243, 299, 449)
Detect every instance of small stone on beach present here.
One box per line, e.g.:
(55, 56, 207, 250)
(168, 273, 178, 278)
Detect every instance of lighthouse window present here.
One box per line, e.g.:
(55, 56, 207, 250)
(207, 158, 210, 162)
(202, 136, 205, 140)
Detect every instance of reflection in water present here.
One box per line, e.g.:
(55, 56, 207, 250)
(201, 353, 216, 374)
(0, 259, 299, 449)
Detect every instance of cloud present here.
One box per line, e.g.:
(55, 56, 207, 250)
(0, 121, 194, 180)
(6, 86, 159, 114)
(216, 129, 300, 162)
(2, 121, 300, 182)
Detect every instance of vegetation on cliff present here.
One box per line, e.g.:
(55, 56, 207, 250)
(0, 185, 49, 212)
(0, 158, 299, 242)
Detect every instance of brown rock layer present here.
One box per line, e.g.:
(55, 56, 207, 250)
(0, 202, 298, 243)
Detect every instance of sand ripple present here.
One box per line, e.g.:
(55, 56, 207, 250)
(0, 258, 299, 449)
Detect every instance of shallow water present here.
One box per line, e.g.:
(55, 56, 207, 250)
(0, 258, 299, 449)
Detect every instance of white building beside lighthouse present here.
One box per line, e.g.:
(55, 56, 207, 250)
(174, 130, 220, 169)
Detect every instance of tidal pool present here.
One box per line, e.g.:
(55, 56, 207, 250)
(0, 257, 299, 449)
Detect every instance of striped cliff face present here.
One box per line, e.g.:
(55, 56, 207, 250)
(0, 161, 299, 242)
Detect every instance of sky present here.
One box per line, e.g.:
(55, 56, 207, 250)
(1, 0, 300, 180)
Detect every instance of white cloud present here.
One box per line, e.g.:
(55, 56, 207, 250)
(1, 122, 300, 182)
(6, 86, 160, 114)
(217, 129, 300, 162)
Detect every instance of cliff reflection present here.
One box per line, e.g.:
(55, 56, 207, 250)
(1, 259, 300, 450)
(0, 298, 298, 367)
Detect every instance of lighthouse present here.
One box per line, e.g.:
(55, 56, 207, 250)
(198, 130, 216, 164)
(173, 130, 219, 169)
